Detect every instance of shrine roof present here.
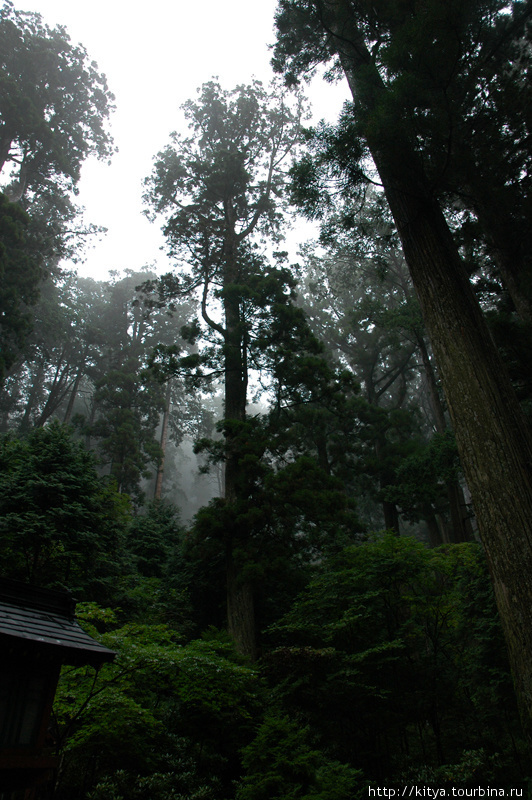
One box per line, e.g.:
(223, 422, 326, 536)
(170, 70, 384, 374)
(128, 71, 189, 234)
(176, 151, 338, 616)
(0, 579, 115, 667)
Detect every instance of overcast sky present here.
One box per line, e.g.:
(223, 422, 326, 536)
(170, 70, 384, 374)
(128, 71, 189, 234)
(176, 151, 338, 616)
(21, 0, 349, 279)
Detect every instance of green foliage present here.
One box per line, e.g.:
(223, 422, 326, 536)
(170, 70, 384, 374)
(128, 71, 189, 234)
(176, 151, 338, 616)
(399, 748, 527, 791)
(0, 1, 114, 196)
(68, 269, 200, 502)
(0, 421, 129, 600)
(1, 8, 530, 797)
(236, 714, 364, 800)
(127, 501, 182, 578)
(90, 358, 165, 502)
(0, 192, 43, 379)
(383, 431, 461, 522)
(186, 434, 362, 637)
(264, 534, 527, 785)
(0, 1, 115, 333)
(88, 751, 219, 800)
(144, 79, 303, 253)
(53, 619, 262, 799)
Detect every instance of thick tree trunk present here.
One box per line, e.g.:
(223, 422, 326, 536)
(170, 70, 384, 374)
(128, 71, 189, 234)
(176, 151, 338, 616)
(327, 0, 532, 734)
(382, 163, 532, 738)
(226, 548, 257, 661)
(223, 242, 257, 661)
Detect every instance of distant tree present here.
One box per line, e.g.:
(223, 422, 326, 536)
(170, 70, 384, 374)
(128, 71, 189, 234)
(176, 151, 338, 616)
(0, 1, 114, 202)
(85, 271, 198, 503)
(0, 1, 114, 380)
(127, 500, 182, 580)
(144, 79, 305, 658)
(0, 275, 107, 430)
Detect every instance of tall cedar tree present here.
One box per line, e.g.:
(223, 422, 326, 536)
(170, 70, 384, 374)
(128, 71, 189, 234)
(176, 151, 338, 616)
(0, 2, 114, 200)
(144, 80, 303, 658)
(273, 0, 532, 733)
(0, 2, 114, 378)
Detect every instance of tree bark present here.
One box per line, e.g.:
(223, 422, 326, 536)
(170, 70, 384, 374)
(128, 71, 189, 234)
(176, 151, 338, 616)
(226, 547, 257, 661)
(326, 0, 532, 734)
(154, 380, 172, 501)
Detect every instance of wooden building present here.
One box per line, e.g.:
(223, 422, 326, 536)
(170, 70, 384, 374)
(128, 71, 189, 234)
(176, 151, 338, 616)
(0, 579, 115, 799)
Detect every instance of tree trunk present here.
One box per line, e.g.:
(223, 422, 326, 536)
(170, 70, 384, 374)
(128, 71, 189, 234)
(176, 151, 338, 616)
(382, 144, 532, 739)
(327, 0, 532, 734)
(85, 394, 97, 451)
(382, 498, 400, 534)
(63, 367, 84, 425)
(37, 360, 71, 427)
(154, 380, 172, 501)
(375, 435, 400, 534)
(223, 239, 257, 661)
(0, 131, 13, 175)
(226, 547, 257, 662)
(424, 509, 447, 548)
(19, 363, 45, 432)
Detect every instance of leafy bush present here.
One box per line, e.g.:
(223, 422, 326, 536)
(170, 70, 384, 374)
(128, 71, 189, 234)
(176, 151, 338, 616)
(53, 617, 262, 799)
(236, 714, 364, 800)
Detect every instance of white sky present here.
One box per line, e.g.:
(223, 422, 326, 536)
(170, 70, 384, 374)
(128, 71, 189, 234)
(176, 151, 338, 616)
(21, 0, 350, 279)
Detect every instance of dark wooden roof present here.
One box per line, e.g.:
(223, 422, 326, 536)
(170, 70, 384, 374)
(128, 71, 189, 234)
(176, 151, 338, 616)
(0, 579, 115, 667)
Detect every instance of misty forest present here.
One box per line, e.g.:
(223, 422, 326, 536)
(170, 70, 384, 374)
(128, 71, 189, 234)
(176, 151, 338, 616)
(2, 0, 532, 797)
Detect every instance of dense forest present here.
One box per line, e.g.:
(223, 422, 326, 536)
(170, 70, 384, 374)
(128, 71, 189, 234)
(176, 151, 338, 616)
(1, 0, 532, 796)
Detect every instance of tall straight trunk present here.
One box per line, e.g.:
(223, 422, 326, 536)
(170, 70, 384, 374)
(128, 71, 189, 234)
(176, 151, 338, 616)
(226, 548, 257, 660)
(374, 435, 400, 534)
(223, 244, 257, 661)
(327, 0, 532, 734)
(85, 395, 97, 451)
(154, 380, 172, 501)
